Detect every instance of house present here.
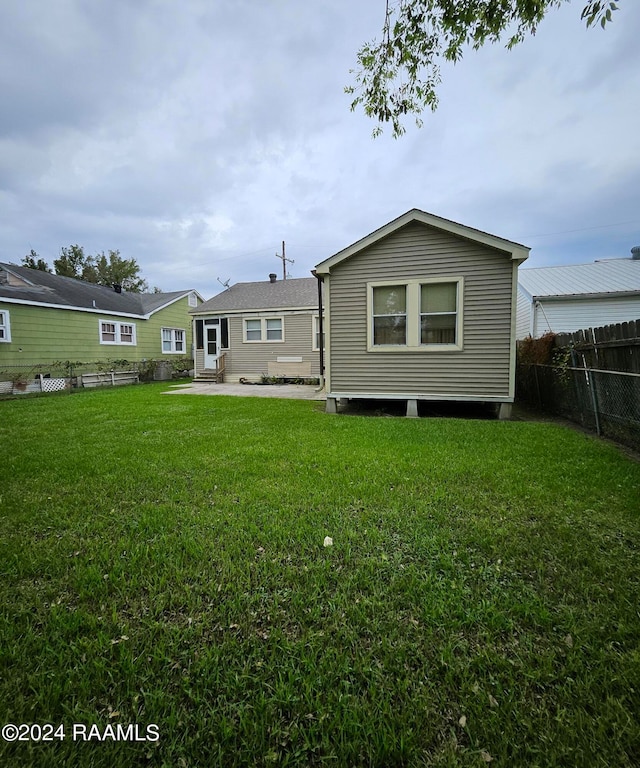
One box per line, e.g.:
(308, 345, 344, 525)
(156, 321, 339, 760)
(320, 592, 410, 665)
(313, 209, 530, 418)
(189, 274, 322, 383)
(516, 251, 640, 339)
(0, 263, 203, 367)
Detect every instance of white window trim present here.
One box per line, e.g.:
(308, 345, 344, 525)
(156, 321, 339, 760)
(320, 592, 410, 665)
(366, 277, 464, 352)
(0, 309, 11, 342)
(99, 319, 137, 346)
(188, 292, 198, 307)
(313, 315, 325, 351)
(161, 327, 186, 354)
(242, 316, 284, 343)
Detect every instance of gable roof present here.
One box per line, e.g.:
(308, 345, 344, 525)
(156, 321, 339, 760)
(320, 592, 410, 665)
(0, 263, 201, 317)
(518, 259, 640, 300)
(314, 209, 530, 275)
(192, 277, 319, 314)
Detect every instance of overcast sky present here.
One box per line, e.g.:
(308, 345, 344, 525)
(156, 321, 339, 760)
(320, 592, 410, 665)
(1, 0, 639, 299)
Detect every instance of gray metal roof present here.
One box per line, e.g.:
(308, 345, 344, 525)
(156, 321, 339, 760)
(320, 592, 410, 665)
(518, 259, 640, 299)
(192, 276, 320, 314)
(0, 263, 197, 316)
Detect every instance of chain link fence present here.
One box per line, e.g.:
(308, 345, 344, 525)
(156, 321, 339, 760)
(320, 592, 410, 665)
(0, 357, 193, 396)
(517, 364, 640, 451)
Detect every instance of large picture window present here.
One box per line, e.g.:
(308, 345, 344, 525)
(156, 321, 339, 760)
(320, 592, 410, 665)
(368, 278, 463, 351)
(99, 320, 137, 345)
(243, 317, 284, 343)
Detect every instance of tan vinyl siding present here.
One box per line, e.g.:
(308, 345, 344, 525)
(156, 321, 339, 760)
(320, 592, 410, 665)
(223, 311, 320, 382)
(327, 222, 515, 399)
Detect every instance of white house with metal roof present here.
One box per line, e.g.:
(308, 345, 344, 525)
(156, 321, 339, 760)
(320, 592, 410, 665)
(189, 274, 322, 383)
(516, 251, 640, 339)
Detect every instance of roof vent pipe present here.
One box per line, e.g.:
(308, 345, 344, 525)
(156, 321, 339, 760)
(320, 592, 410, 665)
(113, 283, 122, 293)
(631, 246, 640, 260)
(269, 273, 277, 283)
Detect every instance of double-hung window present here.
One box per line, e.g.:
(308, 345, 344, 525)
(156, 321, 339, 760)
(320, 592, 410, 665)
(243, 317, 283, 343)
(119, 324, 134, 344)
(245, 319, 262, 341)
(313, 316, 325, 351)
(99, 320, 137, 345)
(162, 327, 186, 353)
(368, 278, 463, 351)
(420, 282, 459, 345)
(372, 285, 407, 345)
(0, 310, 11, 342)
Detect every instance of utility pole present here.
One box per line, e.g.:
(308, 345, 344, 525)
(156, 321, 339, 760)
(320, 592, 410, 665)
(275, 241, 294, 280)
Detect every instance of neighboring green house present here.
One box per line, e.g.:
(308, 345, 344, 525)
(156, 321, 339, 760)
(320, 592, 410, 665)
(0, 263, 203, 368)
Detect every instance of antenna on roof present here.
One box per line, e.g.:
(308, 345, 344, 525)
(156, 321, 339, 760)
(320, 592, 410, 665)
(275, 241, 294, 280)
(217, 277, 230, 289)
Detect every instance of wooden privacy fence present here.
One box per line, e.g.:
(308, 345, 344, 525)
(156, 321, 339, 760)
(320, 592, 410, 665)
(555, 319, 639, 373)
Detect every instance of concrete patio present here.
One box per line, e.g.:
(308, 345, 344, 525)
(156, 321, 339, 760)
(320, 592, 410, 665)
(162, 381, 326, 400)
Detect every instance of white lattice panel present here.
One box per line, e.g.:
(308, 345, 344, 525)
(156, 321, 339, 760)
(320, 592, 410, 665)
(40, 378, 67, 393)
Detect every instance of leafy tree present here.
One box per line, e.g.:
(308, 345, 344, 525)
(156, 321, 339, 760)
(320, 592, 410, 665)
(91, 250, 149, 293)
(51, 245, 149, 293)
(53, 244, 89, 279)
(346, 0, 620, 137)
(21, 250, 52, 272)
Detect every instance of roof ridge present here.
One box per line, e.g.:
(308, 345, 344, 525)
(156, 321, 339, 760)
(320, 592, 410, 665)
(521, 259, 636, 272)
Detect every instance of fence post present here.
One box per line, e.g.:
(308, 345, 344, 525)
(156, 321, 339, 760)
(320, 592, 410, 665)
(587, 369, 601, 436)
(533, 365, 541, 408)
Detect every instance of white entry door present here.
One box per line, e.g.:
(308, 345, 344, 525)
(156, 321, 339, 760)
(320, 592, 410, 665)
(205, 326, 219, 369)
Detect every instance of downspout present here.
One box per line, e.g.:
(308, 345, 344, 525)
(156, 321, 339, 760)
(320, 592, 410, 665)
(192, 316, 197, 377)
(311, 270, 324, 388)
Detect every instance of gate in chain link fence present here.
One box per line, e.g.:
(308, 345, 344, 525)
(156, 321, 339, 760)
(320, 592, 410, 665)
(517, 364, 640, 451)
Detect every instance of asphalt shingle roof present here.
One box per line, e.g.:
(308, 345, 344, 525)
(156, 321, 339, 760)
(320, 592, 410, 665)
(192, 277, 320, 313)
(0, 263, 195, 316)
(519, 259, 640, 298)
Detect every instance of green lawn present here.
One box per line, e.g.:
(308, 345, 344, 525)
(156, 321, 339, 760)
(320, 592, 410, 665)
(1, 383, 639, 767)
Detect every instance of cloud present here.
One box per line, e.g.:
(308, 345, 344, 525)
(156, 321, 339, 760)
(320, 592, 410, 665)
(0, 0, 638, 298)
